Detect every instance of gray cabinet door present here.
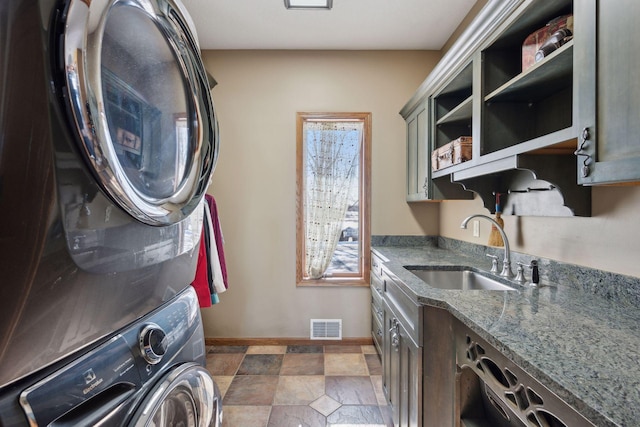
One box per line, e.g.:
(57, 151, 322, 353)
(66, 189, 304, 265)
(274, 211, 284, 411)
(405, 100, 473, 202)
(383, 308, 400, 421)
(406, 104, 429, 201)
(398, 321, 422, 427)
(423, 306, 455, 427)
(575, 0, 640, 184)
(383, 306, 422, 427)
(370, 278, 384, 355)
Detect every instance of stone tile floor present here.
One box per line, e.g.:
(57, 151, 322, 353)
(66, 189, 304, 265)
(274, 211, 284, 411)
(206, 344, 393, 427)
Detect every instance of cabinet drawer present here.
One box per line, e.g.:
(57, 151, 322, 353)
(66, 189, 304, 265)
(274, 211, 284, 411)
(371, 251, 386, 279)
(371, 312, 383, 354)
(371, 284, 383, 309)
(371, 272, 385, 297)
(371, 299, 383, 324)
(383, 271, 422, 345)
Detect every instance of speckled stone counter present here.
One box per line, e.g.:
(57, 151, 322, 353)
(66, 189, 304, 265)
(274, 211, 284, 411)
(372, 236, 640, 427)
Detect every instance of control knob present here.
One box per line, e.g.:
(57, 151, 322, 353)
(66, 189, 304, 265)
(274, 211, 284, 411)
(139, 324, 167, 365)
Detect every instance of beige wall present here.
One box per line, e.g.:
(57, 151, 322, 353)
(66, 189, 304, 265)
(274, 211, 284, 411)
(199, 49, 640, 341)
(200, 50, 440, 339)
(439, 187, 640, 278)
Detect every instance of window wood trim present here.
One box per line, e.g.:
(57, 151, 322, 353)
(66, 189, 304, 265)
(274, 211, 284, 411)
(296, 112, 371, 287)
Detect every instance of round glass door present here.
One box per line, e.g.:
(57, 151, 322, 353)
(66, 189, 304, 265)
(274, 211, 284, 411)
(133, 364, 218, 427)
(102, 4, 190, 201)
(63, 0, 218, 225)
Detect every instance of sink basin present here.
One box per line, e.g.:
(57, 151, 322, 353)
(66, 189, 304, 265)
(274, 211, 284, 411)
(406, 267, 516, 291)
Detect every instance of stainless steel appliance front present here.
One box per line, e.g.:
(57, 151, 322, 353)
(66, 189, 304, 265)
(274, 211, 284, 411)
(18, 288, 222, 426)
(0, 0, 219, 422)
(63, 0, 218, 226)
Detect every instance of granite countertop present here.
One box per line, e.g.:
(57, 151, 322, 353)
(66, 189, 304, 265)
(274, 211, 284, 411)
(372, 240, 640, 427)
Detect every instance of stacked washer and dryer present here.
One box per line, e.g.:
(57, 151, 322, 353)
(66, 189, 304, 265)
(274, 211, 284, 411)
(0, 0, 222, 425)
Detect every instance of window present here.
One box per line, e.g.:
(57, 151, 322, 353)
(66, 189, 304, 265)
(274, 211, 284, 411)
(296, 112, 371, 286)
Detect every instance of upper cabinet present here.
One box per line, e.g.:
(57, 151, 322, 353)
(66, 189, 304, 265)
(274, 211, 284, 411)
(405, 97, 473, 202)
(575, 0, 640, 185)
(402, 0, 640, 214)
(478, 1, 574, 158)
(405, 102, 428, 202)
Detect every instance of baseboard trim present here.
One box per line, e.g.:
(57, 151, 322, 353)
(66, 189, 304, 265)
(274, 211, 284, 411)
(205, 337, 374, 347)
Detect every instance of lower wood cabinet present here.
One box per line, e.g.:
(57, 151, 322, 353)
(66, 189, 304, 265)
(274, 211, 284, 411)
(381, 271, 423, 427)
(377, 267, 458, 426)
(383, 305, 423, 427)
(422, 306, 455, 427)
(371, 253, 385, 355)
(373, 249, 457, 427)
(371, 285, 384, 354)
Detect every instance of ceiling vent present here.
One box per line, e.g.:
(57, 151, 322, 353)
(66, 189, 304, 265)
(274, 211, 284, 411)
(284, 0, 332, 10)
(310, 319, 342, 340)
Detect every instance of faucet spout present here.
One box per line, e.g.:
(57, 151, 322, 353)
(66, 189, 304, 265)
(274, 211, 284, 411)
(461, 214, 513, 279)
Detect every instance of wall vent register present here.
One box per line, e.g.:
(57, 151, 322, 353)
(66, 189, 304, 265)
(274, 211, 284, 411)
(310, 319, 342, 340)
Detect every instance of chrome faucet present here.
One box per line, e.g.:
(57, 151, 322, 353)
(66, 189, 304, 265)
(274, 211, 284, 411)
(460, 214, 513, 279)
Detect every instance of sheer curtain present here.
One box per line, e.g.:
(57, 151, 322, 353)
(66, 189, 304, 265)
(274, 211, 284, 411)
(303, 121, 362, 279)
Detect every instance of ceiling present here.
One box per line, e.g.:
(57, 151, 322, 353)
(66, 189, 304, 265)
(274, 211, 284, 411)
(180, 0, 479, 50)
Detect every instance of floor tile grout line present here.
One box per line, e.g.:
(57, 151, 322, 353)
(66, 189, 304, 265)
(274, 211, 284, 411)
(208, 344, 388, 426)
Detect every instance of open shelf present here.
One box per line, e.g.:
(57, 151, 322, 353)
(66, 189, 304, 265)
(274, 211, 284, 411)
(434, 62, 473, 121)
(439, 62, 473, 96)
(402, 0, 593, 211)
(485, 41, 573, 103)
(437, 96, 473, 125)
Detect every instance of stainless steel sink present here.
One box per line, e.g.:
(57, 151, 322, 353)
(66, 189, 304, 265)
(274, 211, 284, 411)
(406, 267, 516, 291)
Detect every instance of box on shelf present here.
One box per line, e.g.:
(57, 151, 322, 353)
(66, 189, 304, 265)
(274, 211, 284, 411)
(522, 14, 573, 72)
(431, 137, 472, 171)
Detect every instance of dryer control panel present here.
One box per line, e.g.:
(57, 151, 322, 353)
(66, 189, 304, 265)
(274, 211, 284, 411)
(19, 287, 205, 426)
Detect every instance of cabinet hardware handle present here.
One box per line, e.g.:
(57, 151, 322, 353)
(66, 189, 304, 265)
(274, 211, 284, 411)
(423, 177, 429, 198)
(392, 333, 400, 350)
(388, 321, 397, 333)
(574, 127, 592, 177)
(389, 318, 400, 350)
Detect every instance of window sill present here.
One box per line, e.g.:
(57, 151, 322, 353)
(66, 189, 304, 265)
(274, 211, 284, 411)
(297, 277, 369, 287)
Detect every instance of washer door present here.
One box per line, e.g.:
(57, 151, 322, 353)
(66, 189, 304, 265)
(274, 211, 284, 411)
(133, 363, 221, 427)
(63, 0, 218, 225)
